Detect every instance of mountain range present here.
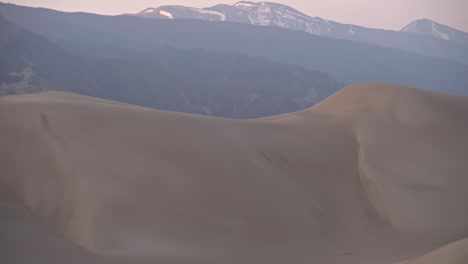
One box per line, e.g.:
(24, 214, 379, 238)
(0, 2, 467, 98)
(0, 15, 342, 118)
(134, 1, 468, 65)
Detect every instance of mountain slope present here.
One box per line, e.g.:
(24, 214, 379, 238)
(83, 47, 343, 118)
(132, 1, 468, 65)
(401, 19, 468, 46)
(0, 15, 97, 95)
(1, 83, 468, 264)
(1, 3, 467, 96)
(0, 16, 342, 118)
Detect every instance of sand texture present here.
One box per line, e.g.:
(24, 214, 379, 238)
(1, 82, 467, 263)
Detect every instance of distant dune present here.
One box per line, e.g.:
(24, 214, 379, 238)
(1, 83, 467, 264)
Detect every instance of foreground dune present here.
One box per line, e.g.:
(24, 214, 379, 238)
(0, 83, 467, 264)
(401, 237, 468, 264)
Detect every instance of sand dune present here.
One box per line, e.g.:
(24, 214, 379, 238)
(402, 237, 468, 264)
(1, 83, 468, 264)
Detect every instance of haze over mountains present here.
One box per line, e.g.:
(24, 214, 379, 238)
(134, 1, 468, 65)
(1, 1, 468, 101)
(1, 83, 468, 264)
(0, 14, 342, 118)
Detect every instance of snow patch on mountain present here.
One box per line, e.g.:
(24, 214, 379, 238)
(234, 2, 255, 7)
(431, 21, 449, 40)
(197, 9, 226, 21)
(401, 20, 419, 33)
(159, 10, 173, 19)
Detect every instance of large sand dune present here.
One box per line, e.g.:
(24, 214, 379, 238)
(1, 83, 467, 264)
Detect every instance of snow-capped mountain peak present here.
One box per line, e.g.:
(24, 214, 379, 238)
(134, 1, 338, 35)
(207, 1, 335, 35)
(133, 1, 468, 55)
(401, 19, 429, 33)
(401, 19, 449, 40)
(401, 19, 468, 45)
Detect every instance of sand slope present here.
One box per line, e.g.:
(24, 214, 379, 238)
(0, 83, 467, 264)
(402, 237, 468, 264)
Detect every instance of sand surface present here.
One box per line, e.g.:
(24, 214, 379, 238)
(1, 83, 467, 263)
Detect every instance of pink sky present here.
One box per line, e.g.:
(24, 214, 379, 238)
(3, 0, 468, 32)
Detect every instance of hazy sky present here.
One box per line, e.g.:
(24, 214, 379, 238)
(3, 0, 468, 32)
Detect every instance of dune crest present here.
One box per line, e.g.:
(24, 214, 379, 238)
(1, 83, 468, 264)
